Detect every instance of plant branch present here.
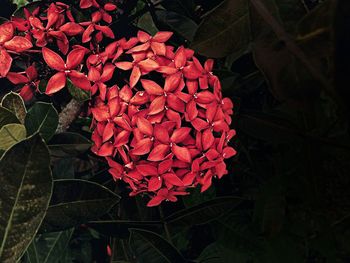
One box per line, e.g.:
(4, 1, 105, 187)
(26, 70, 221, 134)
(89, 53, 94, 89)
(56, 99, 84, 133)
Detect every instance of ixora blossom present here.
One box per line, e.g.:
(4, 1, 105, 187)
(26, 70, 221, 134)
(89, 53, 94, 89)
(0, 0, 236, 207)
(89, 30, 237, 207)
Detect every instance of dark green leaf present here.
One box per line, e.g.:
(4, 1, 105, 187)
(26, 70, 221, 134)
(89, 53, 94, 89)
(67, 79, 91, 102)
(191, 0, 250, 58)
(129, 229, 185, 263)
(24, 229, 74, 263)
(40, 179, 120, 233)
(0, 106, 20, 129)
(0, 123, 26, 151)
(88, 220, 162, 239)
(0, 134, 53, 262)
(137, 12, 158, 35)
(48, 132, 92, 157)
(160, 0, 195, 18)
(52, 158, 75, 179)
(156, 10, 198, 41)
(165, 197, 247, 226)
(1, 92, 26, 124)
(25, 102, 58, 142)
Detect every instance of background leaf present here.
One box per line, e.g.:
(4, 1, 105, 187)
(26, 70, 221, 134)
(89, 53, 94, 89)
(0, 106, 20, 128)
(40, 179, 120, 233)
(25, 102, 58, 142)
(1, 92, 26, 124)
(0, 134, 53, 262)
(24, 229, 74, 263)
(48, 132, 92, 157)
(0, 123, 26, 151)
(129, 228, 185, 263)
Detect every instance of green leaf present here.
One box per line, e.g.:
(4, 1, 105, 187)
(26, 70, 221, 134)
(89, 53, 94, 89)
(12, 0, 28, 7)
(1, 92, 26, 124)
(191, 0, 250, 58)
(129, 229, 185, 263)
(0, 106, 20, 129)
(48, 132, 92, 157)
(67, 78, 91, 102)
(24, 229, 74, 263)
(165, 197, 247, 226)
(137, 12, 158, 36)
(182, 185, 216, 208)
(0, 123, 26, 151)
(87, 220, 162, 239)
(52, 158, 75, 179)
(160, 0, 195, 18)
(198, 242, 252, 263)
(156, 10, 198, 41)
(40, 179, 120, 233)
(0, 134, 53, 262)
(25, 102, 58, 142)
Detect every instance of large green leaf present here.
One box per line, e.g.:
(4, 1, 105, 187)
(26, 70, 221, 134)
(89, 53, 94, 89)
(165, 197, 248, 226)
(0, 123, 26, 151)
(40, 179, 120, 233)
(1, 92, 26, 124)
(191, 0, 250, 58)
(48, 132, 92, 157)
(88, 220, 162, 239)
(25, 102, 58, 142)
(24, 229, 74, 263)
(129, 229, 185, 263)
(156, 10, 198, 41)
(0, 106, 20, 129)
(0, 134, 53, 262)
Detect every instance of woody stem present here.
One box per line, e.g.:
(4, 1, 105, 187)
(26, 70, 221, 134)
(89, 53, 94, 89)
(56, 99, 84, 133)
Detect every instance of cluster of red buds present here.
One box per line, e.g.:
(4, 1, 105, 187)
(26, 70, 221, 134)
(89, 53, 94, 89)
(0, 0, 236, 206)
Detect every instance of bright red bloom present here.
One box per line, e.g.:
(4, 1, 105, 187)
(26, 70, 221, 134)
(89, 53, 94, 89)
(0, 22, 32, 77)
(42, 47, 91, 94)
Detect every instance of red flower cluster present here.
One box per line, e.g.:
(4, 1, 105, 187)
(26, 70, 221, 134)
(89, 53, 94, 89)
(0, 0, 236, 207)
(90, 30, 236, 206)
(1, 0, 116, 100)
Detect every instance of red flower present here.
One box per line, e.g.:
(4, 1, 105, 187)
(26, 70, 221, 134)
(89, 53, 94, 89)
(42, 47, 91, 94)
(0, 22, 32, 77)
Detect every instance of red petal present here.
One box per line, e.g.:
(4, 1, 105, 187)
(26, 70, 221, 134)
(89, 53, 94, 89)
(151, 42, 166, 56)
(163, 173, 183, 186)
(191, 118, 209, 131)
(45, 72, 66, 94)
(141, 79, 164, 95)
(148, 144, 170, 161)
(152, 31, 173, 42)
(100, 63, 115, 82)
(222, 147, 236, 159)
(170, 127, 191, 144)
(130, 66, 141, 88)
(4, 36, 32, 52)
(102, 122, 114, 142)
(131, 138, 152, 155)
(116, 62, 133, 71)
(167, 93, 185, 113)
(202, 128, 215, 151)
(154, 125, 170, 144)
(68, 71, 91, 91)
(186, 100, 198, 121)
(148, 96, 165, 115)
(138, 58, 159, 72)
(174, 46, 186, 68)
(104, 3, 117, 11)
(98, 142, 114, 157)
(164, 72, 181, 92)
(196, 91, 215, 104)
(138, 31, 151, 42)
(60, 22, 84, 36)
(0, 23, 14, 43)
(183, 172, 196, 186)
(158, 159, 173, 174)
(172, 144, 191, 163)
(6, 72, 28, 84)
(147, 194, 164, 207)
(66, 48, 86, 69)
(148, 177, 162, 192)
(136, 116, 153, 136)
(114, 130, 130, 147)
(136, 164, 158, 176)
(42, 47, 65, 71)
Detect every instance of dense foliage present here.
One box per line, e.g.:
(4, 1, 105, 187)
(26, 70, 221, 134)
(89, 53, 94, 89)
(0, 0, 349, 262)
